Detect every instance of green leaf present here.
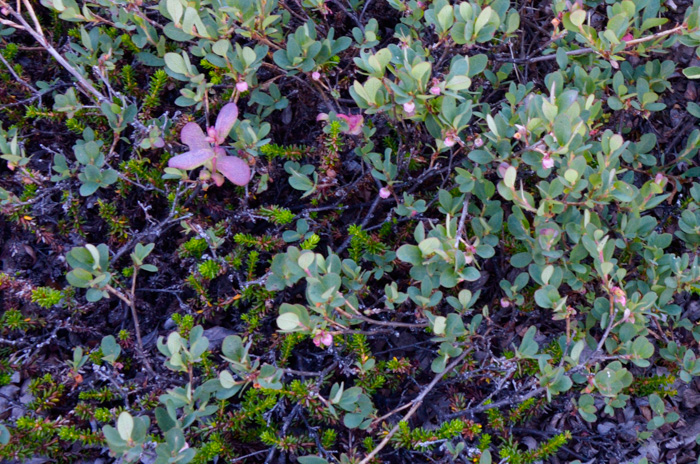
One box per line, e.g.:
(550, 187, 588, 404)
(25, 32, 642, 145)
(688, 102, 700, 119)
(396, 244, 422, 265)
(164, 52, 188, 75)
(431, 354, 447, 373)
(632, 336, 655, 361)
(298, 457, 330, 464)
(166, 0, 183, 24)
(86, 288, 105, 302)
(468, 150, 494, 164)
(432, 316, 447, 335)
(517, 326, 538, 358)
(297, 252, 315, 270)
(510, 252, 532, 268)
(67, 268, 93, 287)
(410, 61, 432, 88)
(461, 267, 481, 281)
(0, 425, 9, 445)
(79, 181, 100, 197)
(474, 7, 493, 35)
(534, 288, 553, 309)
(564, 169, 578, 184)
(570, 10, 586, 27)
(503, 166, 516, 188)
(277, 312, 301, 331)
(343, 413, 364, 429)
(468, 54, 488, 77)
(182, 6, 210, 38)
(556, 47, 569, 68)
(640, 17, 667, 32)
(117, 412, 134, 441)
(418, 237, 441, 255)
(683, 67, 700, 79)
(101, 425, 124, 447)
(219, 370, 236, 389)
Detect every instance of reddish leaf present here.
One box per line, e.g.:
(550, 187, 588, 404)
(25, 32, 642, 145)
(215, 155, 250, 186)
(181, 122, 209, 151)
(338, 114, 364, 135)
(168, 148, 213, 170)
(214, 103, 238, 143)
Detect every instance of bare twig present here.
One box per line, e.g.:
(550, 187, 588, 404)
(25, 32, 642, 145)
(499, 24, 687, 64)
(4, 0, 108, 103)
(455, 193, 471, 242)
(546, 24, 686, 61)
(105, 284, 154, 375)
(337, 298, 428, 329)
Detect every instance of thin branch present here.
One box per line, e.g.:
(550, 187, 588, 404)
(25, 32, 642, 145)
(5, 2, 108, 103)
(501, 24, 687, 64)
(337, 298, 428, 329)
(105, 284, 154, 375)
(455, 193, 471, 242)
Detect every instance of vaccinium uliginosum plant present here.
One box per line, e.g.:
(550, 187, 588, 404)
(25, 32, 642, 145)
(168, 103, 251, 187)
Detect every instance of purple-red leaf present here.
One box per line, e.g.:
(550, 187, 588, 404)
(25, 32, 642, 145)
(181, 122, 209, 151)
(337, 114, 364, 135)
(212, 172, 225, 187)
(317, 112, 364, 135)
(168, 148, 214, 170)
(214, 103, 238, 143)
(215, 155, 250, 186)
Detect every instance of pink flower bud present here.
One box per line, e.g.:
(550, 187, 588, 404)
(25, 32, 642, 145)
(542, 154, 554, 170)
(654, 173, 667, 187)
(403, 101, 415, 113)
(312, 71, 321, 81)
(207, 126, 218, 140)
(464, 244, 475, 264)
(622, 33, 633, 42)
(321, 332, 333, 346)
(444, 136, 455, 147)
(622, 308, 632, 322)
(473, 136, 484, 148)
(429, 85, 441, 96)
(379, 187, 391, 199)
(500, 298, 510, 308)
(611, 286, 627, 307)
(313, 331, 333, 347)
(236, 81, 248, 92)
